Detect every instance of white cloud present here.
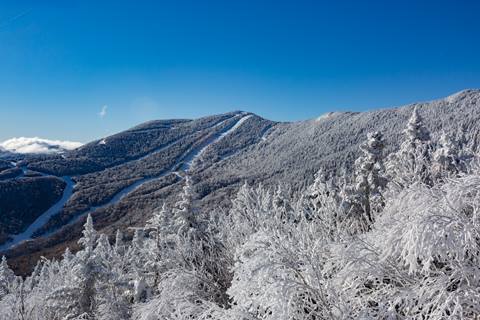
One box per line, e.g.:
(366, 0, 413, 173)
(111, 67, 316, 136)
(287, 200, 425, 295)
(0, 137, 83, 154)
(99, 105, 108, 118)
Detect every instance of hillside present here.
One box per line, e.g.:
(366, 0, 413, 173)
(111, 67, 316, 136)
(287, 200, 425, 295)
(1, 89, 480, 274)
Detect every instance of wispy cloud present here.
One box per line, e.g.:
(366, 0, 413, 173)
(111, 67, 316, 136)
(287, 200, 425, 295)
(0, 9, 32, 31)
(99, 105, 108, 118)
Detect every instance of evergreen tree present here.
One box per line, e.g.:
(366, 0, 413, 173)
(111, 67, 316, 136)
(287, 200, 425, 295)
(0, 256, 15, 299)
(340, 131, 387, 232)
(59, 214, 100, 318)
(354, 131, 387, 221)
(272, 185, 293, 221)
(386, 106, 433, 190)
(432, 132, 461, 178)
(172, 176, 198, 239)
(78, 214, 97, 253)
(94, 234, 131, 319)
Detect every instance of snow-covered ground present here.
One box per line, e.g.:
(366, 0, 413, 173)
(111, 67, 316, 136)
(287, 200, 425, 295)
(259, 124, 274, 142)
(316, 112, 339, 122)
(63, 113, 252, 233)
(0, 113, 252, 251)
(180, 114, 252, 171)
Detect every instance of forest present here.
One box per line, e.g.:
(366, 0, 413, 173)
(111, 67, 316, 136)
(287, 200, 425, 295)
(1, 107, 479, 319)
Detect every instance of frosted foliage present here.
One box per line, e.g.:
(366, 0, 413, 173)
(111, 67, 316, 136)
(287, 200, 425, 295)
(386, 107, 434, 191)
(78, 214, 97, 252)
(405, 105, 430, 143)
(172, 176, 198, 238)
(432, 132, 465, 178)
(334, 175, 480, 319)
(353, 131, 387, 222)
(0, 256, 15, 299)
(2, 112, 480, 319)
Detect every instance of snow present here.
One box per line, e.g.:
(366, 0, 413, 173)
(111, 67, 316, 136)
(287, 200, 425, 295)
(2, 113, 254, 248)
(0, 176, 74, 251)
(315, 112, 338, 122)
(133, 139, 183, 163)
(63, 171, 174, 229)
(70, 114, 252, 229)
(259, 124, 274, 142)
(3, 98, 480, 319)
(179, 114, 252, 171)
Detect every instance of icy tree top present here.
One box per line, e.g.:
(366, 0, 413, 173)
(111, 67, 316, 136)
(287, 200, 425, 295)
(404, 106, 430, 143)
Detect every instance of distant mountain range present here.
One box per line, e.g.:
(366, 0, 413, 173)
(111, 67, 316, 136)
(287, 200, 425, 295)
(1, 89, 480, 274)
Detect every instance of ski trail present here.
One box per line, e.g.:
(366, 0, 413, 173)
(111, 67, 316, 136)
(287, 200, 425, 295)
(0, 116, 234, 250)
(50, 170, 175, 233)
(260, 124, 274, 142)
(211, 120, 272, 163)
(180, 114, 253, 171)
(0, 177, 74, 251)
(51, 114, 252, 236)
(1, 114, 251, 250)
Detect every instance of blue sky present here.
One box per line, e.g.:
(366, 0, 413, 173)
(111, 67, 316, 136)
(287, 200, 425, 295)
(1, 0, 479, 142)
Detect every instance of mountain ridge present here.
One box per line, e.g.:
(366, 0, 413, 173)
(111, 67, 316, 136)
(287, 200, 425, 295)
(1, 89, 480, 274)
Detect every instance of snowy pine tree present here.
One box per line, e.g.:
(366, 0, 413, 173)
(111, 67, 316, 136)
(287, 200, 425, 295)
(48, 214, 101, 319)
(386, 106, 433, 191)
(354, 131, 387, 219)
(78, 214, 97, 253)
(0, 256, 15, 299)
(339, 131, 387, 232)
(172, 176, 198, 239)
(432, 132, 462, 178)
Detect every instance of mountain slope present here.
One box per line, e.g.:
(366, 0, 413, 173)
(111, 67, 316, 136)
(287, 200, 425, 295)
(1, 89, 480, 274)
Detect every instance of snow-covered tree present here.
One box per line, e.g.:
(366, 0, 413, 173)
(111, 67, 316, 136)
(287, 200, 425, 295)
(333, 173, 480, 319)
(93, 233, 131, 320)
(3, 106, 480, 320)
(78, 214, 97, 253)
(0, 256, 15, 299)
(46, 214, 103, 319)
(172, 176, 199, 239)
(386, 106, 433, 191)
(432, 132, 462, 179)
(145, 203, 173, 249)
(352, 131, 387, 225)
(272, 184, 293, 221)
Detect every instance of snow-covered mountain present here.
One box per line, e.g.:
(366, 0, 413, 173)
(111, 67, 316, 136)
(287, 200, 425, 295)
(1, 89, 480, 275)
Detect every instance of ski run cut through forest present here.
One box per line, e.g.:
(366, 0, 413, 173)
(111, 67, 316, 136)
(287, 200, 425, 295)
(2, 96, 480, 319)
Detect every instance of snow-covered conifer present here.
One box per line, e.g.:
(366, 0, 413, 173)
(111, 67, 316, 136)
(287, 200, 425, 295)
(0, 256, 15, 298)
(386, 106, 433, 191)
(172, 176, 198, 238)
(432, 132, 462, 178)
(78, 214, 97, 253)
(354, 131, 387, 220)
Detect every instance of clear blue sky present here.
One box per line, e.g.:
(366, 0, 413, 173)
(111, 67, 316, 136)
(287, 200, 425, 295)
(1, 0, 479, 142)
